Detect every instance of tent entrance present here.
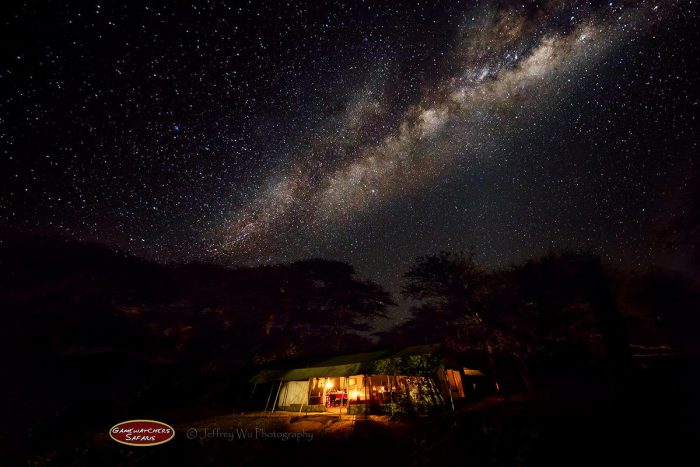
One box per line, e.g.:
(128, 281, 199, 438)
(274, 372, 462, 413)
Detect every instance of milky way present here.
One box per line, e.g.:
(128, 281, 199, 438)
(1, 0, 697, 319)
(216, 0, 681, 262)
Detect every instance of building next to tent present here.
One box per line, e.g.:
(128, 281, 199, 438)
(248, 344, 489, 414)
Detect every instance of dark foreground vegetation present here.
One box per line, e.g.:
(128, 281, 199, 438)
(1, 234, 698, 465)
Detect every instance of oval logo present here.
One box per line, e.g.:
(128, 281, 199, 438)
(109, 420, 175, 446)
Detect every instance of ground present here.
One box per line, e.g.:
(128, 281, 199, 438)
(17, 355, 700, 466)
(29, 390, 696, 467)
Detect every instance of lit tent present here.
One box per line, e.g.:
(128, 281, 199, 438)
(249, 344, 485, 414)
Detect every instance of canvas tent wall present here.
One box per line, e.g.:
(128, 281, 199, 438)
(276, 380, 310, 409)
(250, 344, 483, 413)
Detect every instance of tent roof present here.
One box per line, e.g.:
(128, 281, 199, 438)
(248, 344, 445, 384)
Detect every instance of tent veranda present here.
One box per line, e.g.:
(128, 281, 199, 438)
(248, 344, 483, 414)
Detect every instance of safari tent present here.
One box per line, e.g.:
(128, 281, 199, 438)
(248, 344, 486, 414)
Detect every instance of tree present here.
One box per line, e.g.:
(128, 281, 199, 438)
(250, 259, 395, 360)
(512, 253, 631, 371)
(386, 250, 638, 398)
(400, 250, 493, 352)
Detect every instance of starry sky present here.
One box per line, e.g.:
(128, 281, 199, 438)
(1, 1, 698, 319)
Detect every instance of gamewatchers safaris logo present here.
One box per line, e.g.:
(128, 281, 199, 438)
(109, 420, 175, 446)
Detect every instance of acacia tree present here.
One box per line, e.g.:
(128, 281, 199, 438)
(134, 258, 395, 369)
(258, 259, 395, 359)
(400, 251, 500, 351)
(400, 251, 632, 359)
(393, 250, 635, 397)
(399, 252, 539, 396)
(512, 253, 631, 372)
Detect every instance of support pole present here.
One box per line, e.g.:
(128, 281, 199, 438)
(263, 382, 275, 412)
(271, 380, 283, 413)
(390, 375, 395, 415)
(365, 374, 370, 420)
(280, 382, 290, 410)
(443, 371, 455, 411)
(300, 379, 311, 415)
(427, 375, 445, 406)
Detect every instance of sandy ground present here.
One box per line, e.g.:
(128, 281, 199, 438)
(176, 410, 415, 440)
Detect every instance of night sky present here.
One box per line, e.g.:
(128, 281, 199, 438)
(1, 1, 697, 317)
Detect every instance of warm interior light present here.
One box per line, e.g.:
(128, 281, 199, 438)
(325, 380, 333, 389)
(351, 390, 359, 399)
